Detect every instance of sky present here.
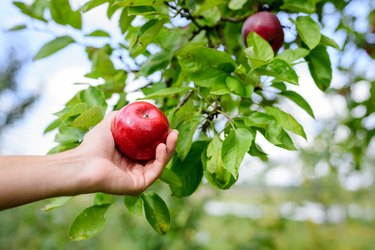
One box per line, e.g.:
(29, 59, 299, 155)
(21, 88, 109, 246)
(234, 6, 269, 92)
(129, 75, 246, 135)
(0, 0, 111, 154)
(0, 0, 373, 188)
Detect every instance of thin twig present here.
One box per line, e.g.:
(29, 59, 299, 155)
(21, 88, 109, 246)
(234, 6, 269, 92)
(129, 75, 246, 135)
(174, 89, 194, 113)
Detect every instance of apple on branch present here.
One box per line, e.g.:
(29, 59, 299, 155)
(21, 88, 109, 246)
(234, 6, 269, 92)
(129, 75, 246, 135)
(111, 101, 171, 162)
(241, 11, 284, 53)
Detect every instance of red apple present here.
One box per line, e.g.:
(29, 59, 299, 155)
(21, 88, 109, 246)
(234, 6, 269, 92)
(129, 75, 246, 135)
(111, 101, 171, 161)
(241, 11, 284, 53)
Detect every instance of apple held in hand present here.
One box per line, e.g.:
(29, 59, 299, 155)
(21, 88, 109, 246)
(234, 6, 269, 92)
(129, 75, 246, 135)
(111, 101, 171, 161)
(242, 11, 284, 53)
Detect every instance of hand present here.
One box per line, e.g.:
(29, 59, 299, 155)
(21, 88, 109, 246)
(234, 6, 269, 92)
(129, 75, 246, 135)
(0, 112, 178, 210)
(76, 112, 178, 195)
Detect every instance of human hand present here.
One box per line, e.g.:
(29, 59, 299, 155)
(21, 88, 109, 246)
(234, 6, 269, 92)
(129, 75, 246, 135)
(76, 112, 178, 195)
(0, 111, 177, 210)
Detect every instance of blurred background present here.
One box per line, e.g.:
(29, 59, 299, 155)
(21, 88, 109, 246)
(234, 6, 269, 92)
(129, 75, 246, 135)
(1, 0, 375, 249)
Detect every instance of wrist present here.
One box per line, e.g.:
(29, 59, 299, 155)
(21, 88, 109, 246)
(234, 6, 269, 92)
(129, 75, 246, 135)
(61, 146, 111, 195)
(0, 150, 93, 210)
(45, 148, 92, 197)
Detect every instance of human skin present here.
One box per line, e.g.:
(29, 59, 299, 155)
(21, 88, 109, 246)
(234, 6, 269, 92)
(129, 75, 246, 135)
(0, 112, 178, 210)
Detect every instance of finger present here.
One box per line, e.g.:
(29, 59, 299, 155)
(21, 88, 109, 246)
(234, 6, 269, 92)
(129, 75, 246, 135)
(166, 129, 178, 160)
(144, 143, 167, 185)
(101, 111, 118, 130)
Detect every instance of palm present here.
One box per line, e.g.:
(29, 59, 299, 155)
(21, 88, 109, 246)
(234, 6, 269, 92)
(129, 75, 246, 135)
(104, 150, 160, 194)
(78, 112, 177, 195)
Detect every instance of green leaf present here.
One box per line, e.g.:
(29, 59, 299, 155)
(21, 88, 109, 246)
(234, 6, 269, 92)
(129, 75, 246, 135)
(141, 82, 166, 96)
(156, 27, 187, 51)
(124, 195, 143, 215)
(281, 90, 315, 118)
(296, 16, 321, 50)
(42, 197, 72, 211)
(98, 71, 127, 95)
(58, 103, 89, 122)
(275, 129, 297, 151)
(160, 167, 182, 187)
(171, 98, 196, 128)
(141, 192, 170, 235)
(244, 115, 296, 151)
(176, 117, 201, 160)
(114, 0, 170, 6)
(222, 128, 253, 178)
(44, 119, 61, 133)
(13, 1, 47, 22)
(226, 76, 246, 97)
(119, 7, 135, 34)
(305, 45, 332, 91)
(265, 106, 306, 139)
(8, 24, 27, 31)
(65, 91, 82, 106)
(320, 34, 340, 50)
(170, 141, 208, 197)
(33, 36, 75, 60)
(80, 86, 107, 108)
(249, 143, 268, 161)
(107, 2, 122, 18)
(177, 45, 236, 88)
(281, 0, 315, 13)
(128, 6, 157, 15)
(69, 204, 110, 240)
(259, 122, 296, 151)
(50, 0, 82, 29)
(194, 0, 225, 15)
(114, 93, 127, 111)
(86, 29, 111, 37)
(55, 126, 85, 144)
(139, 51, 173, 76)
(86, 45, 117, 79)
(257, 59, 299, 85)
(142, 87, 191, 99)
(245, 32, 274, 68)
(271, 81, 287, 92)
(244, 111, 273, 129)
(203, 136, 236, 189)
(70, 106, 104, 128)
(94, 193, 117, 205)
(47, 143, 80, 154)
(79, 0, 108, 12)
(210, 76, 231, 95)
(228, 0, 247, 10)
(276, 48, 310, 64)
(130, 19, 166, 57)
(198, 6, 221, 27)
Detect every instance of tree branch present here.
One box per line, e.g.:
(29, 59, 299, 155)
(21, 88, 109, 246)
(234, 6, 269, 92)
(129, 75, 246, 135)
(174, 90, 194, 114)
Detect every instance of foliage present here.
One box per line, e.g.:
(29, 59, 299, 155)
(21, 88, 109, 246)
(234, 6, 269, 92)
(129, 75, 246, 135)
(8, 0, 375, 239)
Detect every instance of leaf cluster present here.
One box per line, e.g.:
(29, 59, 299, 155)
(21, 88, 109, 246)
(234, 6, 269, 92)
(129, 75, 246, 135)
(10, 0, 343, 237)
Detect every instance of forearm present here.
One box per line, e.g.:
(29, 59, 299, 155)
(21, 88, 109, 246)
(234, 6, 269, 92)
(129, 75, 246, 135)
(0, 150, 90, 210)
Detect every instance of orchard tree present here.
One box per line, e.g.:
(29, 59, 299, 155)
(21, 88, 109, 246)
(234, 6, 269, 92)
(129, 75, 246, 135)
(8, 0, 375, 240)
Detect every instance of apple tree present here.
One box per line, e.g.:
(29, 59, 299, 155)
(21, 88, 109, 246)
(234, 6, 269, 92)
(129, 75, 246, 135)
(8, 0, 374, 240)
